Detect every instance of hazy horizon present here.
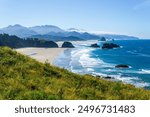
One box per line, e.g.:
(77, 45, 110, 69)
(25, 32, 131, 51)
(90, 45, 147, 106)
(0, 0, 150, 38)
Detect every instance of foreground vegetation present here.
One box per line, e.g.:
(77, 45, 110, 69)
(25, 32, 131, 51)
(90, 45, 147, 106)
(0, 47, 150, 100)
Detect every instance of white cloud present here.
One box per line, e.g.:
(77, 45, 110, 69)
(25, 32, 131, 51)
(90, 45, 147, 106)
(134, 0, 150, 10)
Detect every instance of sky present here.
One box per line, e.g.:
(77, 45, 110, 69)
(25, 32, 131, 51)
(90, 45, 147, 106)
(0, 0, 150, 38)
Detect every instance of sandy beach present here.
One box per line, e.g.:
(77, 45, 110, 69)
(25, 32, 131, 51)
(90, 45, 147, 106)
(15, 41, 86, 64)
(16, 48, 66, 64)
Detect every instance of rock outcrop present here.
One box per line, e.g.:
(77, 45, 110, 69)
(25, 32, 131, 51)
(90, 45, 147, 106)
(90, 43, 100, 48)
(102, 43, 120, 49)
(115, 64, 129, 68)
(100, 37, 106, 41)
(43, 41, 58, 48)
(61, 41, 75, 48)
(104, 76, 114, 79)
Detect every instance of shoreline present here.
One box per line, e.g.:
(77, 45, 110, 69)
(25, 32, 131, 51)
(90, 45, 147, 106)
(15, 40, 90, 64)
(1, 46, 150, 100)
(54, 40, 150, 89)
(16, 47, 66, 64)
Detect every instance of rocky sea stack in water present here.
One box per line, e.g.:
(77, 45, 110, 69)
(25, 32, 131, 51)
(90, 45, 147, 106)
(104, 76, 114, 79)
(100, 37, 106, 41)
(62, 41, 75, 48)
(90, 43, 100, 48)
(102, 43, 120, 49)
(115, 64, 129, 68)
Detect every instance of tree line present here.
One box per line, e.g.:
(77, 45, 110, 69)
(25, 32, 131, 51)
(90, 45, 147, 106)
(0, 34, 58, 48)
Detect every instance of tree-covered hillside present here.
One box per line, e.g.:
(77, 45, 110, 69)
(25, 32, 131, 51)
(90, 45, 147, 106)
(0, 34, 58, 48)
(0, 47, 150, 100)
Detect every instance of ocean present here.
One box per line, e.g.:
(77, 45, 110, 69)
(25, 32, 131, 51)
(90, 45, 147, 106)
(54, 40, 150, 89)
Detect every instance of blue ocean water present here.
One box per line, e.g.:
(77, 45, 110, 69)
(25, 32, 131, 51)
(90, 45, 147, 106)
(54, 40, 150, 89)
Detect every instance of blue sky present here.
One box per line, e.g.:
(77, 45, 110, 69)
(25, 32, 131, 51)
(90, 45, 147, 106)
(0, 0, 150, 38)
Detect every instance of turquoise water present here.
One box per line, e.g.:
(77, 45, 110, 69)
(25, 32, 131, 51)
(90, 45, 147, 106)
(54, 40, 150, 89)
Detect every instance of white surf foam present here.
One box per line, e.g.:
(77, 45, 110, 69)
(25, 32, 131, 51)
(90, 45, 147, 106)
(139, 69, 150, 74)
(87, 68, 94, 72)
(91, 71, 150, 88)
(92, 72, 107, 77)
(71, 48, 93, 58)
(73, 40, 99, 47)
(110, 74, 150, 88)
(79, 52, 104, 67)
(69, 47, 150, 88)
(135, 82, 150, 88)
(71, 48, 114, 69)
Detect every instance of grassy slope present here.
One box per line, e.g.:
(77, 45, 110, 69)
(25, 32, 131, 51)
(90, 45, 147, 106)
(0, 47, 150, 100)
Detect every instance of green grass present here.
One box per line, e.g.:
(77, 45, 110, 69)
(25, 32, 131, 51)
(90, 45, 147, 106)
(0, 47, 150, 100)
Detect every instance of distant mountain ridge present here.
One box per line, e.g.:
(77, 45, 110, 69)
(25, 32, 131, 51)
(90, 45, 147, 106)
(0, 24, 139, 40)
(30, 35, 85, 41)
(1, 24, 38, 37)
(29, 25, 64, 35)
(45, 31, 100, 39)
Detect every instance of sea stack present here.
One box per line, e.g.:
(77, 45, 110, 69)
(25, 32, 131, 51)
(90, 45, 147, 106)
(100, 37, 106, 41)
(90, 43, 100, 48)
(61, 41, 75, 48)
(102, 43, 120, 49)
(115, 64, 129, 68)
